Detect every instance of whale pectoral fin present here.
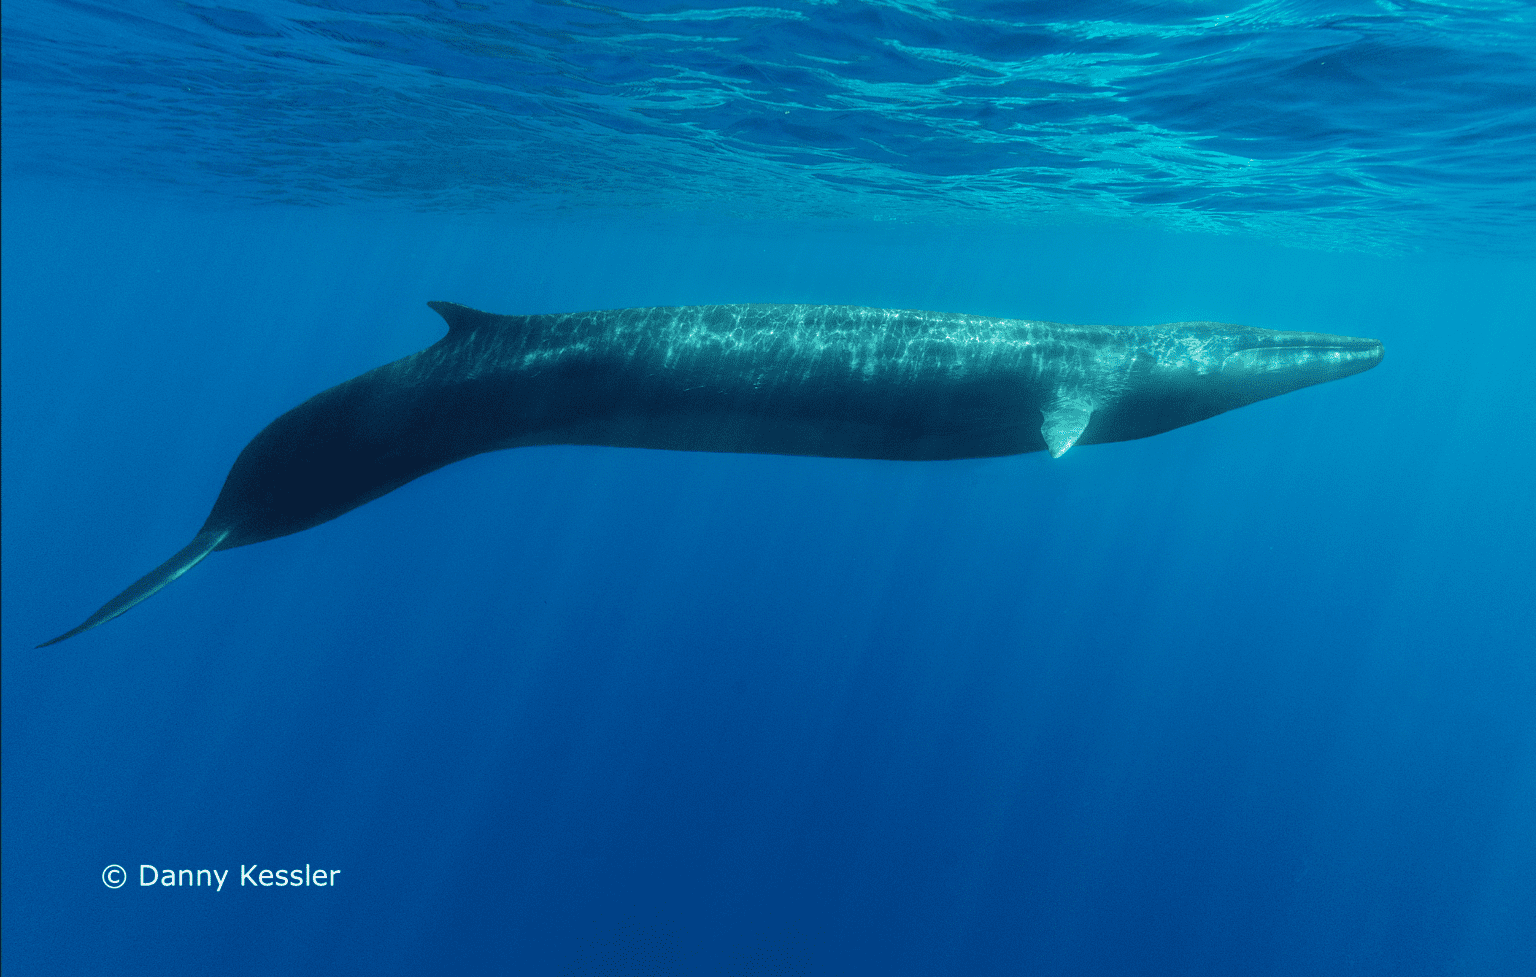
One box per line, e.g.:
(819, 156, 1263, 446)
(1041, 402, 1093, 459)
(37, 528, 230, 647)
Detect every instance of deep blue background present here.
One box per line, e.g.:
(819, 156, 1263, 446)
(4, 0, 1536, 972)
(4, 186, 1532, 975)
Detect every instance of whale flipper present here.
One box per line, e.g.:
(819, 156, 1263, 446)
(37, 528, 230, 648)
(1041, 401, 1094, 459)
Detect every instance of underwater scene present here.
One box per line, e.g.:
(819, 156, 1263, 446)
(3, 2, 1533, 974)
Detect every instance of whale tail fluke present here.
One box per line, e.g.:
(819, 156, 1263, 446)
(38, 528, 230, 647)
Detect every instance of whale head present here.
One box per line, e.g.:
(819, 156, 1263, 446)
(1074, 323, 1384, 448)
(1209, 326, 1385, 402)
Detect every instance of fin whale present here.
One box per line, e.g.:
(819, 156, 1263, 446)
(41, 302, 1383, 646)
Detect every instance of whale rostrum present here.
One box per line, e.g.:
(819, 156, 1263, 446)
(40, 302, 1383, 646)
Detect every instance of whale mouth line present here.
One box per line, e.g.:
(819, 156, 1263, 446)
(1243, 335, 1383, 352)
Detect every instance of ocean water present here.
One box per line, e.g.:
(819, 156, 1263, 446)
(2, 2, 1534, 975)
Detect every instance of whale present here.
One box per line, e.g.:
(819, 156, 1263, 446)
(40, 302, 1383, 646)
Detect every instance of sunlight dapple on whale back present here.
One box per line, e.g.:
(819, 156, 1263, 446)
(40, 301, 1383, 646)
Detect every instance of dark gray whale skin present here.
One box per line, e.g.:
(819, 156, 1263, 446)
(41, 302, 1383, 646)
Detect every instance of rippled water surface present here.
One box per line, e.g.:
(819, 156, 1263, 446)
(5, 0, 1534, 251)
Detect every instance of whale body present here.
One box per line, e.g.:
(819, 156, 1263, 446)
(41, 302, 1383, 646)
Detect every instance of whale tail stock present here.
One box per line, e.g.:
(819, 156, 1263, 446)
(37, 528, 230, 648)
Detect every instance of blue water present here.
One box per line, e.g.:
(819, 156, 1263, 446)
(3, 3, 1534, 975)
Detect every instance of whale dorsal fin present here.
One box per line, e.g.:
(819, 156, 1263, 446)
(1041, 399, 1094, 459)
(427, 301, 504, 339)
